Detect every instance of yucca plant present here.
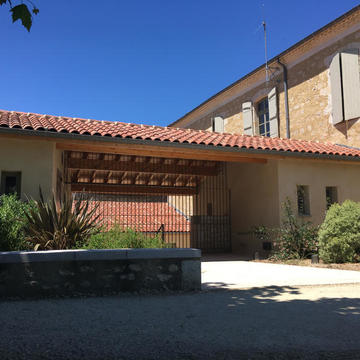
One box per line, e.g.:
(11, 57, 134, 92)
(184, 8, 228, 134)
(24, 188, 100, 250)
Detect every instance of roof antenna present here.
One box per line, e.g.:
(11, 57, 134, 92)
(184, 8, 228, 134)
(261, 3, 269, 83)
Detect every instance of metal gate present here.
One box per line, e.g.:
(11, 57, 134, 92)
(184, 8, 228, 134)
(64, 151, 231, 252)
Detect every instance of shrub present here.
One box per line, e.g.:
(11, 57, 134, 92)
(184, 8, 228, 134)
(83, 226, 170, 249)
(0, 194, 34, 251)
(270, 198, 318, 260)
(319, 200, 360, 263)
(24, 189, 100, 250)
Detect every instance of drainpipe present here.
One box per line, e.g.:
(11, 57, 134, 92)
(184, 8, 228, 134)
(277, 58, 290, 139)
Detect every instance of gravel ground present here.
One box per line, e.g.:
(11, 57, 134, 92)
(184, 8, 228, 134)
(1, 283, 360, 359)
(254, 259, 360, 271)
(202, 260, 360, 289)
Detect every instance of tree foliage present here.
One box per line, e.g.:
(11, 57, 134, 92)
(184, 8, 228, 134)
(0, 0, 39, 31)
(319, 200, 360, 263)
(0, 194, 34, 251)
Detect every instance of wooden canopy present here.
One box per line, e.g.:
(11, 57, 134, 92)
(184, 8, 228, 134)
(65, 151, 221, 195)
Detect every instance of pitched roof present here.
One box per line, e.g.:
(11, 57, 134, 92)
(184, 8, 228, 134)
(1, 109, 360, 158)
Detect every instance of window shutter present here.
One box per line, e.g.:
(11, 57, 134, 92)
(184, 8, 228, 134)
(341, 49, 360, 121)
(213, 116, 224, 133)
(329, 53, 343, 124)
(242, 101, 253, 135)
(268, 87, 279, 137)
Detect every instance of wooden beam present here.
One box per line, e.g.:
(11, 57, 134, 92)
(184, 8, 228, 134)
(55, 141, 269, 163)
(66, 157, 220, 176)
(105, 171, 112, 184)
(70, 183, 198, 195)
(90, 170, 96, 183)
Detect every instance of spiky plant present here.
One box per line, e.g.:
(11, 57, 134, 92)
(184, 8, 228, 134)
(24, 188, 100, 250)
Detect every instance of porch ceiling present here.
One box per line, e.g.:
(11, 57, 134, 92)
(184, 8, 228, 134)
(65, 151, 220, 195)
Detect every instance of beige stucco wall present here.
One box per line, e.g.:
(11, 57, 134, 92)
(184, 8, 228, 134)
(0, 138, 57, 201)
(278, 158, 360, 225)
(228, 158, 360, 256)
(227, 160, 280, 256)
(175, 19, 360, 147)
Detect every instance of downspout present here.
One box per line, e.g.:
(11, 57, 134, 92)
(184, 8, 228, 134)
(277, 58, 290, 138)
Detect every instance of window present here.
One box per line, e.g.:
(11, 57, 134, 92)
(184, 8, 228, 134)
(330, 50, 360, 124)
(326, 186, 338, 209)
(0, 171, 21, 196)
(212, 116, 224, 133)
(242, 87, 278, 138)
(297, 185, 310, 216)
(257, 98, 270, 137)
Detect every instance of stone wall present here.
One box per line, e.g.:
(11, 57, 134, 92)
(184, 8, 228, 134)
(0, 248, 201, 299)
(176, 21, 360, 147)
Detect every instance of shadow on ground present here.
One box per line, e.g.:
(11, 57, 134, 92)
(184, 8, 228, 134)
(1, 284, 360, 359)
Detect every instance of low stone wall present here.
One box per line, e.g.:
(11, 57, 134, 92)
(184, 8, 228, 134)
(0, 248, 201, 299)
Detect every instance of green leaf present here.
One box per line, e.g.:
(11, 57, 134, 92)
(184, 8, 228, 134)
(11, 4, 32, 32)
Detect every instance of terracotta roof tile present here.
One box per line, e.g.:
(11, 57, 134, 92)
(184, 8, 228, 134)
(1, 109, 360, 158)
(82, 196, 190, 232)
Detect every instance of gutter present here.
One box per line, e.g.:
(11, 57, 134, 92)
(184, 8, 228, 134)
(277, 59, 290, 139)
(0, 127, 360, 163)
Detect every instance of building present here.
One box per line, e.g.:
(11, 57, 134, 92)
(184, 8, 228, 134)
(1, 110, 360, 255)
(170, 5, 360, 146)
(1, 6, 360, 256)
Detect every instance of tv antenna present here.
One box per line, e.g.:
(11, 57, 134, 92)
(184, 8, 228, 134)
(261, 3, 269, 83)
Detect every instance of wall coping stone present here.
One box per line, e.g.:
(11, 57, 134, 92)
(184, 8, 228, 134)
(0, 248, 201, 264)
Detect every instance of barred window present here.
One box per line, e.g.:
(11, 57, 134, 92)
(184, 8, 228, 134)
(297, 185, 310, 216)
(0, 171, 21, 197)
(326, 186, 338, 209)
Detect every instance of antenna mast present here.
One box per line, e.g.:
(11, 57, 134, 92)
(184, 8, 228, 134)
(261, 3, 269, 83)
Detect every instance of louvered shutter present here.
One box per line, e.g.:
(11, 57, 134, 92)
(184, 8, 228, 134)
(330, 53, 343, 124)
(242, 102, 253, 135)
(213, 116, 224, 133)
(341, 49, 360, 121)
(268, 87, 279, 137)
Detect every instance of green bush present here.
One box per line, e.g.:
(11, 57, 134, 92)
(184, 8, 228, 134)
(319, 200, 360, 263)
(270, 198, 318, 260)
(83, 226, 170, 249)
(0, 194, 34, 251)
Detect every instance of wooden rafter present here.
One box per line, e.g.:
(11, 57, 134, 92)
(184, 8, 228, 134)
(71, 183, 198, 195)
(105, 171, 112, 184)
(67, 157, 219, 176)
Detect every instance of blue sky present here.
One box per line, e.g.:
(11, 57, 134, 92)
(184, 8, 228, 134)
(0, 1, 359, 126)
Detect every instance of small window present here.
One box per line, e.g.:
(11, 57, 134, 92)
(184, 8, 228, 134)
(326, 186, 338, 209)
(1, 171, 21, 196)
(212, 116, 224, 133)
(257, 98, 270, 137)
(297, 185, 310, 216)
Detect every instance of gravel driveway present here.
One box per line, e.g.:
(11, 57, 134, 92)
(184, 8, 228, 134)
(1, 284, 360, 359)
(202, 260, 360, 289)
